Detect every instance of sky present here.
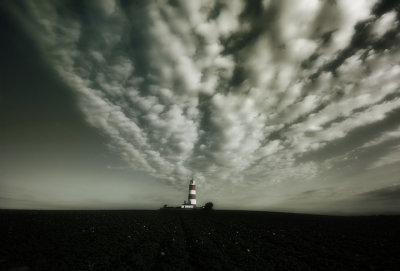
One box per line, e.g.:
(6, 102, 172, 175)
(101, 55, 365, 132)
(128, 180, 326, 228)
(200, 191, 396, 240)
(1, 0, 400, 214)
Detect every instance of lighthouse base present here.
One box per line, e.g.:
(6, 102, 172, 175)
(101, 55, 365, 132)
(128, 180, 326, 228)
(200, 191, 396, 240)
(180, 204, 194, 209)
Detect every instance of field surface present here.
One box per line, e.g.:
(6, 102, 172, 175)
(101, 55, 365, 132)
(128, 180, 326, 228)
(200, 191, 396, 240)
(0, 210, 399, 270)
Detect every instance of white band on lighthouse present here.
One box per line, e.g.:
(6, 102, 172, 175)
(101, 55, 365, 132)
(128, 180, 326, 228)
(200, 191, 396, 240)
(189, 190, 196, 195)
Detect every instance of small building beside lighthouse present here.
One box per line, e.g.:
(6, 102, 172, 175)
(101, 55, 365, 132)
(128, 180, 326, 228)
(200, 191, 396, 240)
(181, 179, 196, 209)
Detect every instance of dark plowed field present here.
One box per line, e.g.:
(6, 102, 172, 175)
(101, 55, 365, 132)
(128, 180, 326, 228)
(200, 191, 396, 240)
(0, 210, 399, 270)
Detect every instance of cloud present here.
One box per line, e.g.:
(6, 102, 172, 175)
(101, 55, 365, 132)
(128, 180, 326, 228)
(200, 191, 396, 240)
(6, 0, 400, 209)
(357, 184, 400, 201)
(362, 125, 400, 148)
(372, 10, 398, 37)
(369, 145, 400, 168)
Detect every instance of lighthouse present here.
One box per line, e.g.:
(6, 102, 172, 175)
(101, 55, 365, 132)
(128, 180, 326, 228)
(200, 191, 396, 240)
(188, 179, 196, 207)
(181, 179, 196, 209)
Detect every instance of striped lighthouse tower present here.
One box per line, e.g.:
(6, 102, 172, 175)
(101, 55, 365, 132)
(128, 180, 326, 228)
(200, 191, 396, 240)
(188, 179, 196, 208)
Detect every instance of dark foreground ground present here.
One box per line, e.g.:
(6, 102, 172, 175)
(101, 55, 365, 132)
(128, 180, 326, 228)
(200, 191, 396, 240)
(0, 210, 399, 271)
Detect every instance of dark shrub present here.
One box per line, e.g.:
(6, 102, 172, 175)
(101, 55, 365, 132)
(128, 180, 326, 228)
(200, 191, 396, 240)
(204, 202, 214, 210)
